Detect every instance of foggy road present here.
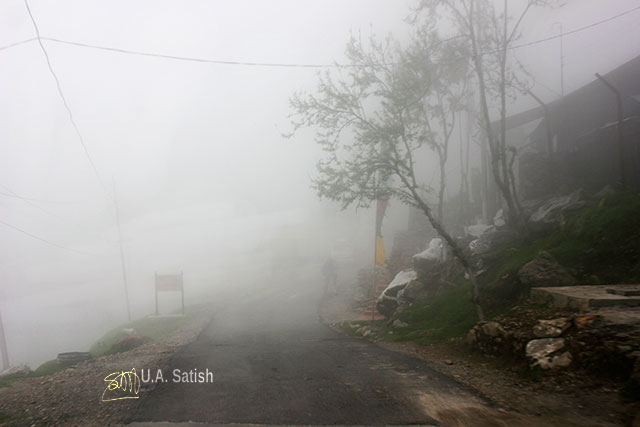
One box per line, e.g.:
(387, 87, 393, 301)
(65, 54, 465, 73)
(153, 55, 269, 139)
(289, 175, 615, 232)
(130, 270, 493, 426)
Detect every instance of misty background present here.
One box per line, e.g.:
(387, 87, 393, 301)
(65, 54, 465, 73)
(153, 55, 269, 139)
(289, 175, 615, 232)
(0, 0, 638, 367)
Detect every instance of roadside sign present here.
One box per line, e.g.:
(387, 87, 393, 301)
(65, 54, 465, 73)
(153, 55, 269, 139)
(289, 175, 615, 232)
(154, 272, 184, 315)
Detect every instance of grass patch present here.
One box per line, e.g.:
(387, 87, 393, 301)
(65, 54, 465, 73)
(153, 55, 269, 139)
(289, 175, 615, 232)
(90, 314, 193, 357)
(382, 285, 478, 345)
(89, 304, 210, 357)
(477, 190, 640, 312)
(33, 359, 69, 376)
(1, 304, 211, 388)
(0, 359, 71, 388)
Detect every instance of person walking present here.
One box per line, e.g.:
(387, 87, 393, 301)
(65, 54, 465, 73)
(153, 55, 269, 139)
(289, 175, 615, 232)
(322, 257, 338, 296)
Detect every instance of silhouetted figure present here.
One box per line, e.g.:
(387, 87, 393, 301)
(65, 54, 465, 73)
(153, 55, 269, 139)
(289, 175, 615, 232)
(322, 257, 338, 296)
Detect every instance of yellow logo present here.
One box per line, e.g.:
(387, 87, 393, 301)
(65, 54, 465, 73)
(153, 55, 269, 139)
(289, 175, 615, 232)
(101, 368, 141, 402)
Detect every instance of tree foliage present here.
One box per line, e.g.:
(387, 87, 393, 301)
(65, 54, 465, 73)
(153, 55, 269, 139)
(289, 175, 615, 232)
(287, 30, 484, 319)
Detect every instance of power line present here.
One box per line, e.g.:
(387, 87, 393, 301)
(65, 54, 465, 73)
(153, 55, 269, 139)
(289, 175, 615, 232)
(0, 37, 36, 51)
(41, 37, 339, 68)
(0, 188, 77, 204)
(0, 184, 119, 245)
(23, 0, 109, 198)
(507, 5, 640, 51)
(3, 5, 639, 67)
(0, 217, 103, 257)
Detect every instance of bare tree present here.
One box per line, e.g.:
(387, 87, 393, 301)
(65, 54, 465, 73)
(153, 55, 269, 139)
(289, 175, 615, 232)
(287, 33, 484, 320)
(405, 26, 469, 222)
(417, 0, 559, 229)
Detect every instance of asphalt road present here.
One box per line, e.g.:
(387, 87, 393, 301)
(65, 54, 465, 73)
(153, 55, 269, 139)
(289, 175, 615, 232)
(130, 266, 494, 426)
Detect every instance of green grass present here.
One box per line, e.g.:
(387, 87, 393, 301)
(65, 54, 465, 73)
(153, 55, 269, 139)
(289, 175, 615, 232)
(0, 359, 71, 388)
(381, 285, 478, 345)
(33, 359, 69, 376)
(476, 190, 640, 312)
(0, 304, 212, 389)
(89, 304, 208, 357)
(375, 191, 640, 346)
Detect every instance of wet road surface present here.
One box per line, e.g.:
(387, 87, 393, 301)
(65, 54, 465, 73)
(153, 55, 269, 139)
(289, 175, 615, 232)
(131, 268, 495, 426)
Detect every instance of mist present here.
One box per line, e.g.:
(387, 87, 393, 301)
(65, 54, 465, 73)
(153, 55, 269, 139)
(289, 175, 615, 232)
(1, 0, 638, 371)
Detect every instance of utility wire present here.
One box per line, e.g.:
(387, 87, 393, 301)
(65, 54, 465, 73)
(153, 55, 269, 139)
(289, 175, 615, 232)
(0, 188, 77, 204)
(508, 5, 640, 51)
(0, 37, 36, 51)
(0, 184, 119, 245)
(23, 0, 109, 198)
(39, 37, 340, 68)
(3, 6, 639, 66)
(0, 218, 103, 257)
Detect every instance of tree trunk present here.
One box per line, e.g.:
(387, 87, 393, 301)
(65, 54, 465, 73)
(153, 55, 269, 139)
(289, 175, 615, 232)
(437, 156, 446, 223)
(409, 188, 485, 321)
(467, 2, 522, 231)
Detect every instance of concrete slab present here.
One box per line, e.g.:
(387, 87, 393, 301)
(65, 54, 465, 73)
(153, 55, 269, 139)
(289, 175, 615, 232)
(531, 284, 640, 311)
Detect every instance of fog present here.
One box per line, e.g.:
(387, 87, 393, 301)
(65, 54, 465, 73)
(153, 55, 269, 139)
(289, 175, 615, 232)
(0, 0, 638, 368)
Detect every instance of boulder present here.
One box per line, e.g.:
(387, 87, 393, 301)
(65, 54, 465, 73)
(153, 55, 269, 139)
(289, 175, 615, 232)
(412, 238, 444, 268)
(532, 318, 571, 338)
(493, 209, 507, 228)
(376, 269, 418, 317)
(467, 321, 509, 355)
(517, 251, 576, 288)
(412, 256, 439, 276)
(529, 189, 585, 227)
(469, 228, 518, 255)
(479, 321, 506, 338)
(397, 279, 430, 305)
(525, 338, 572, 369)
(466, 222, 492, 238)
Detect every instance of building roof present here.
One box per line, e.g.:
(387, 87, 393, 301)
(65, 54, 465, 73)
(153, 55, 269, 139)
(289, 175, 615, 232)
(493, 55, 640, 149)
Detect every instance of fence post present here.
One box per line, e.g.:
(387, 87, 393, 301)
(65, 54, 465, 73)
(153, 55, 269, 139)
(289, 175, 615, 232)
(595, 73, 627, 188)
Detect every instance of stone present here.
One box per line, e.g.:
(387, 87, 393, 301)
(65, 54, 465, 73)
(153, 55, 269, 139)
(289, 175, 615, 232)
(469, 229, 518, 255)
(518, 251, 576, 288)
(413, 238, 444, 261)
(467, 321, 509, 355)
(466, 223, 492, 238)
(397, 279, 429, 305)
(532, 317, 571, 338)
(526, 338, 572, 369)
(392, 319, 409, 328)
(493, 209, 507, 228)
(547, 351, 573, 369)
(480, 321, 506, 338)
(529, 189, 586, 227)
(376, 269, 419, 317)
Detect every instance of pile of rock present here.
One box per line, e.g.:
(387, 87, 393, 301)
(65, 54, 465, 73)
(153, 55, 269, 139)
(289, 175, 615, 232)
(376, 238, 465, 317)
(467, 316, 576, 370)
(468, 306, 640, 381)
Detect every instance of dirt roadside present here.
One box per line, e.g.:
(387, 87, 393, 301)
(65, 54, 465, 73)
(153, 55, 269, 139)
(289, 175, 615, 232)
(319, 290, 640, 427)
(0, 311, 212, 426)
